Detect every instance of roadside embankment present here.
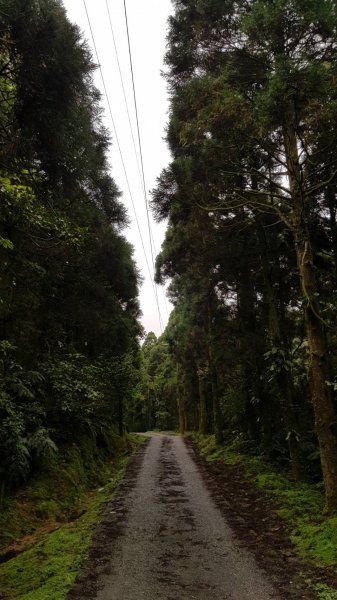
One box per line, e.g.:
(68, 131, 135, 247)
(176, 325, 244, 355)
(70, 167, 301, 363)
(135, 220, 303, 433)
(0, 432, 144, 600)
(189, 433, 337, 600)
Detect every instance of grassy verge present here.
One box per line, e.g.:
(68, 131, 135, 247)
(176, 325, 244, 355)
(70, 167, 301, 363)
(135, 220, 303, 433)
(0, 433, 144, 600)
(190, 433, 337, 600)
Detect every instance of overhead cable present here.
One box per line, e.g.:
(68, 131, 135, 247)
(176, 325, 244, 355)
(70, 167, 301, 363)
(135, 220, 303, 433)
(83, 0, 163, 333)
(122, 0, 163, 331)
(105, 0, 143, 186)
(122, 1, 158, 276)
(105, 0, 166, 327)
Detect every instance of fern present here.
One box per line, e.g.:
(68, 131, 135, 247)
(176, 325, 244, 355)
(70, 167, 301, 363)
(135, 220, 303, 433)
(27, 428, 58, 457)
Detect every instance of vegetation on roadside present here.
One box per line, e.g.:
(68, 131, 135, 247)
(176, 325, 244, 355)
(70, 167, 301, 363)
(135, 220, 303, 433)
(0, 0, 142, 499)
(0, 433, 143, 600)
(3, 0, 337, 595)
(146, 0, 337, 516)
(314, 584, 337, 600)
(191, 433, 337, 599)
(0, 2, 147, 589)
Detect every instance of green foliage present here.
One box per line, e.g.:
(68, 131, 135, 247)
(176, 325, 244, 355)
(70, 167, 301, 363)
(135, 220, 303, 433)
(292, 517, 337, 567)
(0, 432, 140, 551)
(0, 0, 142, 494)
(43, 353, 106, 434)
(0, 341, 50, 487)
(132, 332, 178, 432)
(151, 0, 337, 510)
(192, 434, 337, 570)
(0, 434, 141, 600)
(191, 433, 248, 465)
(1, 525, 91, 600)
(315, 583, 337, 600)
(0, 237, 14, 250)
(0, 173, 86, 248)
(0, 344, 142, 491)
(264, 339, 309, 389)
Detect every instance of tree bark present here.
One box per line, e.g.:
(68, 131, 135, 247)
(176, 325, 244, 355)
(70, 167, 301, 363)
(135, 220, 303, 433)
(211, 371, 222, 444)
(296, 233, 337, 510)
(283, 100, 337, 511)
(207, 296, 223, 444)
(236, 234, 260, 445)
(197, 362, 208, 434)
(259, 222, 302, 480)
(177, 364, 186, 435)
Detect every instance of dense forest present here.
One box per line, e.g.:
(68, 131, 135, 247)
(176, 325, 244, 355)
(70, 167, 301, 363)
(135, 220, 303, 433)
(0, 0, 142, 496)
(4, 1, 337, 598)
(2, 0, 337, 522)
(140, 0, 337, 514)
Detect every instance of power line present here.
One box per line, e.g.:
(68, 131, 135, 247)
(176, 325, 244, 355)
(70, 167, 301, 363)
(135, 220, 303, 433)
(106, 1, 168, 333)
(83, 0, 163, 333)
(122, 0, 163, 331)
(106, 0, 160, 280)
(105, 0, 165, 328)
(105, 0, 142, 186)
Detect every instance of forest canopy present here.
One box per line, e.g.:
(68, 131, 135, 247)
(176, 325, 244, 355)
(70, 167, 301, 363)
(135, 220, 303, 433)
(0, 0, 142, 490)
(3, 0, 337, 520)
(147, 0, 337, 514)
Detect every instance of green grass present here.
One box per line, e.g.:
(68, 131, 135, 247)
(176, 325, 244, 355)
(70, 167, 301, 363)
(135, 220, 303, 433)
(191, 432, 325, 524)
(190, 432, 250, 465)
(315, 584, 337, 600)
(0, 433, 143, 551)
(0, 433, 144, 600)
(191, 433, 337, 598)
(0, 459, 126, 600)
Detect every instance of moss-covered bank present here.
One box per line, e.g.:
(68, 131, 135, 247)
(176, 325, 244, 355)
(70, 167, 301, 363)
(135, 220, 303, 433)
(0, 432, 144, 599)
(190, 433, 337, 600)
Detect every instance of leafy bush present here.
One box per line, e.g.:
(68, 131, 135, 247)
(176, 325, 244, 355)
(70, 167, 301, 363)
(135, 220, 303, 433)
(0, 343, 139, 491)
(0, 341, 52, 490)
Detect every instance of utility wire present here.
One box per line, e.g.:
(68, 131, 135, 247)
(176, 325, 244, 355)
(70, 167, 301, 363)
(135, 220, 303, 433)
(106, 0, 157, 264)
(105, 0, 143, 186)
(105, 0, 166, 325)
(122, 0, 163, 332)
(106, 1, 168, 329)
(83, 0, 163, 333)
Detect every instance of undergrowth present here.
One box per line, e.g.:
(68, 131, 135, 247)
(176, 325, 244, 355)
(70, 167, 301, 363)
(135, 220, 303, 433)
(0, 432, 144, 599)
(314, 584, 337, 600)
(0, 432, 141, 551)
(191, 433, 337, 600)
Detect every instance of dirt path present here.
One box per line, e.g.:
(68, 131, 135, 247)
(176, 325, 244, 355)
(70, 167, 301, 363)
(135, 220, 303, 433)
(70, 434, 280, 599)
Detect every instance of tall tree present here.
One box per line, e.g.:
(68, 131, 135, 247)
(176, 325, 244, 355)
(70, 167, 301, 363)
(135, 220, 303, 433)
(152, 0, 337, 511)
(0, 0, 142, 490)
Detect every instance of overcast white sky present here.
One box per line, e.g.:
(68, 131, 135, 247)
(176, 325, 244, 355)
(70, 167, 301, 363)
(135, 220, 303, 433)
(62, 0, 173, 337)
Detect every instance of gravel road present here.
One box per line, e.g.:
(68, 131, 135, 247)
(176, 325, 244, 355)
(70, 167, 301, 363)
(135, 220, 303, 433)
(93, 434, 279, 600)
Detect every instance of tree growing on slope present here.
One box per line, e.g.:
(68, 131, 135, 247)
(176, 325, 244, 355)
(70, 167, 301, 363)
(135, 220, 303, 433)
(152, 0, 337, 511)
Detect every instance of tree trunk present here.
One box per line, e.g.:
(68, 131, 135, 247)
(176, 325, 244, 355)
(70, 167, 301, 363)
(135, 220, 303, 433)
(283, 100, 337, 511)
(297, 234, 337, 511)
(259, 222, 302, 480)
(211, 370, 222, 444)
(236, 234, 260, 445)
(178, 402, 185, 435)
(177, 364, 186, 435)
(207, 296, 223, 444)
(197, 363, 208, 434)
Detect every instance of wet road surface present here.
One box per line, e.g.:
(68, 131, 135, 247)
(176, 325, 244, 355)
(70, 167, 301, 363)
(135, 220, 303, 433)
(93, 434, 279, 600)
